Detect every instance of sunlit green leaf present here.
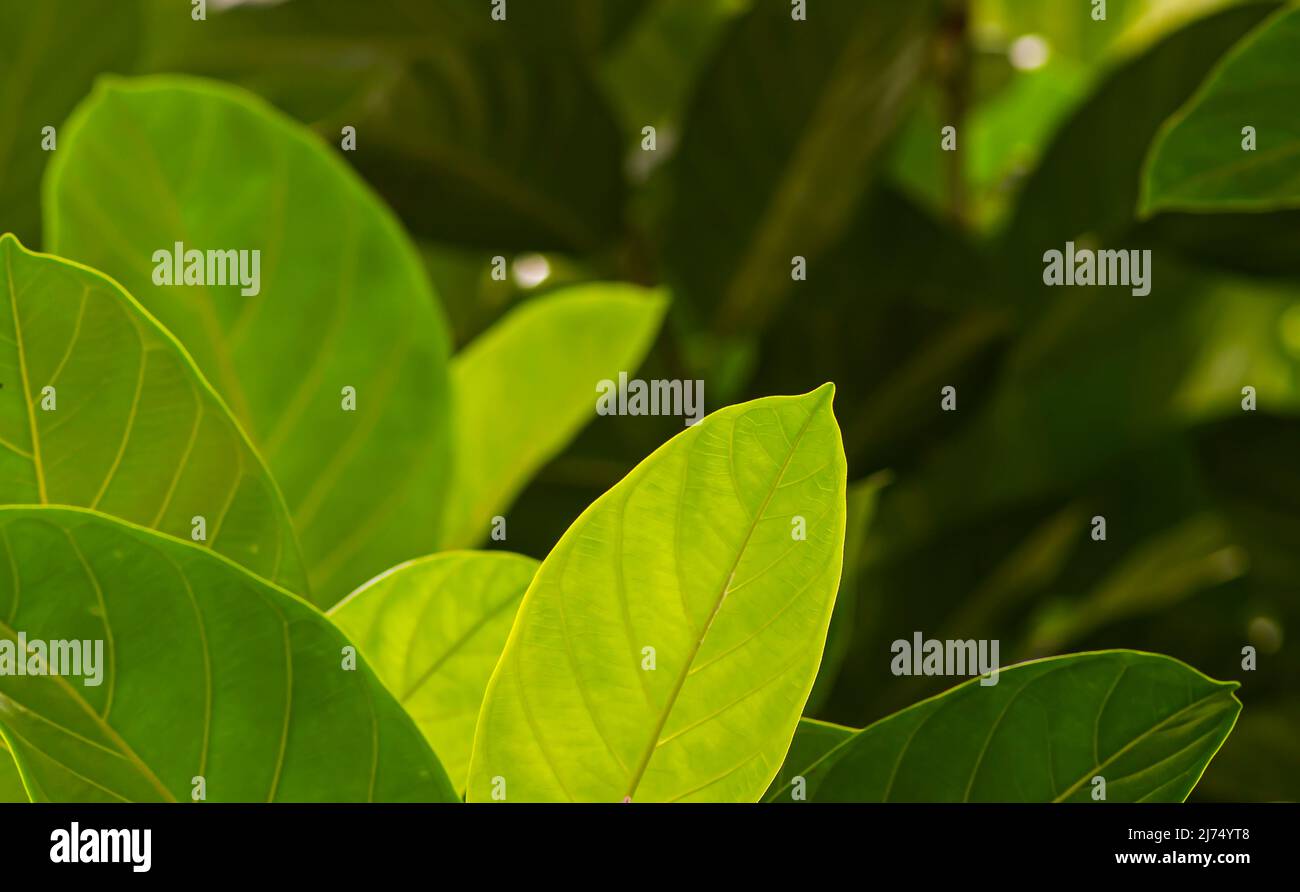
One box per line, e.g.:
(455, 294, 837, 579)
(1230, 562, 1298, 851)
(0, 235, 305, 592)
(0, 506, 456, 802)
(331, 551, 537, 793)
(768, 651, 1240, 802)
(442, 283, 667, 549)
(467, 386, 847, 802)
(45, 76, 452, 607)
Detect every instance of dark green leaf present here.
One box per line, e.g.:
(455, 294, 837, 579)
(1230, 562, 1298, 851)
(140, 0, 628, 253)
(1142, 7, 1300, 214)
(763, 716, 854, 802)
(769, 650, 1240, 802)
(663, 0, 935, 333)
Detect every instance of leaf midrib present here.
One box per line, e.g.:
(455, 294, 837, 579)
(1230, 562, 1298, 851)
(1051, 686, 1236, 802)
(0, 614, 176, 802)
(622, 401, 821, 801)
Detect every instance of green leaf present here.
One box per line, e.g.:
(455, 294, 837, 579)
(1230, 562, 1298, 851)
(1141, 7, 1300, 214)
(0, 235, 305, 592)
(330, 551, 538, 794)
(45, 76, 453, 608)
(0, 506, 456, 802)
(467, 385, 848, 802)
(663, 0, 934, 333)
(139, 0, 627, 253)
(0, 743, 26, 802)
(1024, 514, 1244, 655)
(442, 284, 667, 549)
(1000, 2, 1278, 298)
(767, 651, 1240, 802)
(763, 716, 854, 802)
(0, 0, 142, 245)
(599, 0, 747, 137)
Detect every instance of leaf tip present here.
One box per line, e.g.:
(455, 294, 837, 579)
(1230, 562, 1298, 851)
(806, 381, 836, 407)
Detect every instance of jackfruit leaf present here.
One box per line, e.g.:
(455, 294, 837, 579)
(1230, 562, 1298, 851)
(663, 0, 934, 333)
(600, 0, 746, 137)
(1142, 7, 1300, 214)
(442, 284, 667, 549)
(1001, 2, 1277, 301)
(0, 235, 305, 592)
(0, 506, 456, 803)
(331, 551, 538, 794)
(764, 717, 855, 802)
(0, 0, 142, 245)
(45, 76, 452, 608)
(767, 651, 1240, 802)
(467, 386, 848, 802)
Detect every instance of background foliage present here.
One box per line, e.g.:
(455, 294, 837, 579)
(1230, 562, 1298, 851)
(1, 0, 1296, 801)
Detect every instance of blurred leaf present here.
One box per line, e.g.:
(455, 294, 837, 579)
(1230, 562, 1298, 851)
(806, 472, 889, 712)
(141, 0, 627, 253)
(663, 0, 936, 333)
(0, 506, 457, 802)
(1024, 514, 1245, 655)
(768, 650, 1240, 802)
(0, 235, 306, 592)
(887, 45, 1088, 232)
(748, 186, 1009, 475)
(331, 551, 538, 794)
(0, 0, 142, 245)
(600, 0, 746, 138)
(442, 283, 667, 549)
(1133, 209, 1300, 278)
(875, 266, 1300, 547)
(977, 0, 1148, 61)
(763, 717, 855, 802)
(46, 76, 452, 608)
(1001, 2, 1278, 294)
(1142, 7, 1300, 214)
(467, 387, 847, 802)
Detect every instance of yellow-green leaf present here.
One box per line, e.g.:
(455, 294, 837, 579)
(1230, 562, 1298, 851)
(442, 284, 667, 549)
(331, 551, 538, 793)
(0, 234, 305, 592)
(44, 75, 452, 607)
(467, 385, 848, 802)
